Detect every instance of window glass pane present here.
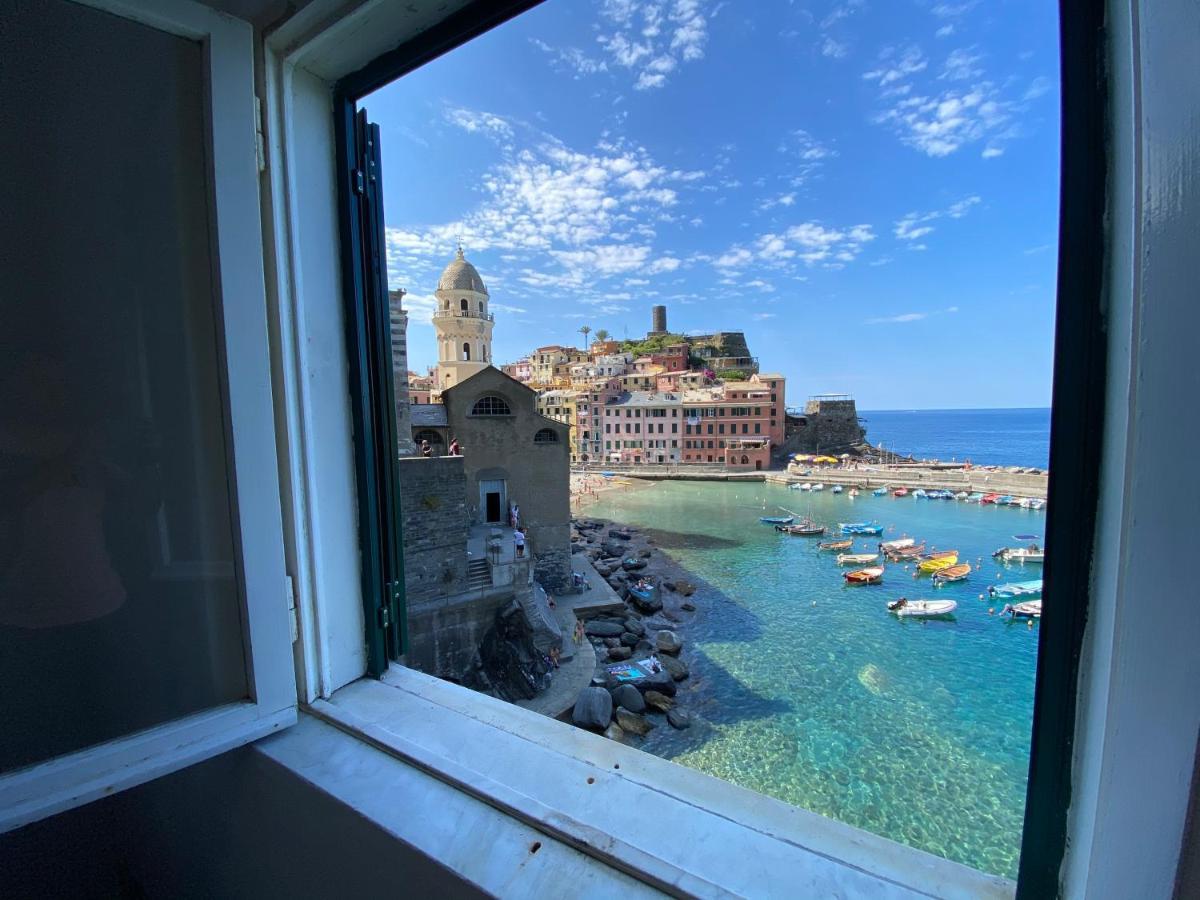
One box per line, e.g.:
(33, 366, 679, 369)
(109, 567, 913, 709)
(0, 0, 248, 773)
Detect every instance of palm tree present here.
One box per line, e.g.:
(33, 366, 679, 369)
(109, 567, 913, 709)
(594, 328, 610, 343)
(578, 324, 592, 348)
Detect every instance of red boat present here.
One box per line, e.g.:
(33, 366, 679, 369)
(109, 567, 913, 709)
(893, 488, 909, 497)
(980, 493, 1001, 504)
(844, 566, 885, 585)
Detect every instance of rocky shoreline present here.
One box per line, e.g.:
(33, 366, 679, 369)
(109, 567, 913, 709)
(566, 515, 704, 743)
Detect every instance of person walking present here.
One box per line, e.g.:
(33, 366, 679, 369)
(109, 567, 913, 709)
(512, 503, 521, 529)
(448, 437, 461, 456)
(513, 528, 526, 558)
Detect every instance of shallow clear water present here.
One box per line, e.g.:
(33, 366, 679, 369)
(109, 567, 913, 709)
(861, 407, 1051, 469)
(587, 481, 1042, 879)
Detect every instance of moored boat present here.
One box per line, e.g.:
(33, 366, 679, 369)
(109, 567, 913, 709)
(760, 515, 794, 525)
(917, 552, 959, 574)
(800, 483, 812, 491)
(812, 483, 825, 492)
(777, 521, 826, 536)
(879, 537, 915, 552)
(993, 544, 1045, 564)
(817, 538, 853, 551)
(622, 556, 648, 572)
(840, 522, 884, 535)
(848, 488, 859, 497)
(966, 492, 985, 502)
(955, 491, 969, 500)
(893, 488, 909, 497)
(888, 598, 957, 618)
(988, 579, 1044, 599)
(885, 542, 926, 560)
(932, 563, 972, 585)
(831, 484, 843, 494)
(1003, 599, 1042, 619)
(980, 493, 1001, 504)
(913, 489, 928, 499)
(837, 552, 880, 566)
(626, 579, 661, 613)
(873, 486, 889, 496)
(844, 566, 884, 585)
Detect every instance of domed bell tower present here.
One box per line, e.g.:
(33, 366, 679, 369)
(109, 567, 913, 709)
(433, 247, 494, 394)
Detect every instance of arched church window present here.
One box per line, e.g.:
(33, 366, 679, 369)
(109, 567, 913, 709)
(478, 301, 484, 314)
(462, 342, 471, 361)
(471, 395, 511, 416)
(460, 298, 468, 312)
(741, 455, 750, 465)
(534, 428, 558, 443)
(443, 299, 449, 310)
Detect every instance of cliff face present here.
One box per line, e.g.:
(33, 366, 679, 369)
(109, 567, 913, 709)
(779, 399, 866, 458)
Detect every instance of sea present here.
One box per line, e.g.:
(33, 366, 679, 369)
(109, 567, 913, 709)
(584, 411, 1052, 880)
(860, 408, 1052, 469)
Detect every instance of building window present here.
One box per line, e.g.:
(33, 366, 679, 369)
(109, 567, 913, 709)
(605, 424, 611, 433)
(707, 424, 713, 434)
(478, 301, 484, 314)
(462, 342, 471, 361)
(460, 298, 468, 312)
(470, 395, 511, 416)
(534, 428, 558, 443)
(755, 423, 761, 434)
(718, 424, 725, 434)
(742, 423, 749, 434)
(672, 423, 678, 433)
(742, 455, 749, 465)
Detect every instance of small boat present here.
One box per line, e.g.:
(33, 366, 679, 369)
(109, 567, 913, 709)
(989, 579, 1043, 599)
(993, 544, 1045, 564)
(1022, 498, 1046, 510)
(917, 552, 959, 573)
(873, 486, 889, 496)
(955, 491, 969, 500)
(799, 482, 813, 491)
(980, 493, 1001, 504)
(760, 515, 794, 525)
(886, 542, 926, 561)
(812, 483, 825, 492)
(831, 485, 844, 494)
(789, 483, 804, 490)
(966, 492, 985, 502)
(932, 563, 971, 585)
(913, 489, 928, 499)
(844, 566, 885, 585)
(933, 489, 955, 499)
(879, 537, 915, 552)
(837, 552, 880, 566)
(893, 488, 909, 497)
(997, 495, 1016, 505)
(1003, 599, 1043, 619)
(889, 598, 957, 618)
(622, 556, 648, 572)
(840, 522, 884, 535)
(777, 521, 826, 536)
(818, 539, 853, 551)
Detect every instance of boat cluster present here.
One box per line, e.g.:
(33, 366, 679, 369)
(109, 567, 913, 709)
(792, 480, 1047, 509)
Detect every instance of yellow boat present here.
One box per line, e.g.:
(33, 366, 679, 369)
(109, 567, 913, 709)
(917, 552, 959, 574)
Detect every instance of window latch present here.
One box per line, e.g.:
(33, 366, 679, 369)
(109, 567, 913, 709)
(353, 168, 365, 195)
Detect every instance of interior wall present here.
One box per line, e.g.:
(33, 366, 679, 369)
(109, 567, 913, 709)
(0, 747, 486, 900)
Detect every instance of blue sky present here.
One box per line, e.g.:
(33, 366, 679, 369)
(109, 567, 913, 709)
(367, 0, 1060, 409)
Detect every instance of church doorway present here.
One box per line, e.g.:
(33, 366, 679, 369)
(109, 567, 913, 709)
(480, 479, 506, 524)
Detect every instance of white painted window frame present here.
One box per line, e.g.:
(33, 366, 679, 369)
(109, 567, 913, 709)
(0, 0, 297, 834)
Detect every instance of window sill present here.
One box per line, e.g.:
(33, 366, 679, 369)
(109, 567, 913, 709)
(262, 668, 1013, 898)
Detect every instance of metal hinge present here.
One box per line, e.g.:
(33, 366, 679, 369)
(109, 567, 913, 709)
(254, 96, 267, 173)
(378, 580, 403, 629)
(285, 574, 298, 644)
(353, 168, 365, 195)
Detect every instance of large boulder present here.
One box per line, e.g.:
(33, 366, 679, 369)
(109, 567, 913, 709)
(601, 541, 625, 558)
(609, 530, 633, 541)
(675, 580, 697, 597)
(607, 646, 632, 661)
(603, 722, 627, 742)
(667, 709, 691, 730)
(658, 654, 689, 682)
(643, 690, 674, 712)
(615, 708, 654, 736)
(585, 620, 625, 638)
(572, 688, 612, 731)
(619, 632, 641, 647)
(633, 670, 677, 697)
(612, 683, 646, 714)
(655, 630, 683, 655)
(623, 618, 645, 637)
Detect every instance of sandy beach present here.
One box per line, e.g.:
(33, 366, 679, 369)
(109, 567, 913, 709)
(570, 472, 653, 509)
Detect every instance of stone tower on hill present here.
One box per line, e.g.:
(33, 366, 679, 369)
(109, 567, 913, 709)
(433, 247, 494, 394)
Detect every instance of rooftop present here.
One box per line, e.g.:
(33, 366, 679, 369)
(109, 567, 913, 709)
(436, 247, 488, 295)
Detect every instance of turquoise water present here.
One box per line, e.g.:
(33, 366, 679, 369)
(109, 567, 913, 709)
(587, 482, 1043, 878)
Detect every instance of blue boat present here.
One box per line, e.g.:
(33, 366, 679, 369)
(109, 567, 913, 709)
(913, 489, 928, 498)
(840, 522, 884, 536)
(760, 515, 795, 525)
(873, 487, 889, 496)
(626, 579, 662, 613)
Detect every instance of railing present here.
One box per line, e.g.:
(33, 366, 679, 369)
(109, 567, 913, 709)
(432, 309, 495, 322)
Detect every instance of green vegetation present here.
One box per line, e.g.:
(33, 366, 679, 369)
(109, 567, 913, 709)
(716, 369, 747, 381)
(621, 332, 688, 359)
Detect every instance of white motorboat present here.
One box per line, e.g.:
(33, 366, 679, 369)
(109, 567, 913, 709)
(812, 483, 825, 491)
(888, 598, 957, 618)
(1003, 599, 1043, 619)
(831, 485, 844, 494)
(994, 545, 1045, 564)
(837, 552, 880, 566)
(988, 579, 1044, 599)
(799, 483, 813, 491)
(879, 537, 915, 552)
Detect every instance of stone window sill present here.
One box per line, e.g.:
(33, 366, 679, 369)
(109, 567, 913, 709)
(265, 668, 1013, 898)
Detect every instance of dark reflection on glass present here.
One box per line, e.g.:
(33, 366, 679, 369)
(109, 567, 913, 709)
(0, 1, 248, 773)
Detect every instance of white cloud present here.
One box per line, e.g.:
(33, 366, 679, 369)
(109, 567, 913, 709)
(981, 146, 1004, 159)
(595, 0, 712, 91)
(529, 38, 608, 78)
(752, 312, 777, 320)
(866, 312, 927, 324)
(894, 195, 981, 243)
(935, 24, 955, 38)
(1023, 76, 1054, 101)
(444, 107, 513, 140)
(863, 46, 928, 87)
(821, 36, 848, 59)
(941, 47, 983, 81)
(715, 220, 875, 273)
(945, 305, 959, 313)
(1024, 243, 1053, 255)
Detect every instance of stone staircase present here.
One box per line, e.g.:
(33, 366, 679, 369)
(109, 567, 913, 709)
(466, 558, 491, 591)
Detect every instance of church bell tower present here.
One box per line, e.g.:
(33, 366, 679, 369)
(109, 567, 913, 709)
(433, 246, 494, 394)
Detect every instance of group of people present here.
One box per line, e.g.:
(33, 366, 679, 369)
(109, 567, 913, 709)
(418, 437, 461, 457)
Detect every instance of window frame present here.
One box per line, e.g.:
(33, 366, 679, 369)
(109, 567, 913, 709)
(0, 0, 297, 834)
(268, 0, 1121, 892)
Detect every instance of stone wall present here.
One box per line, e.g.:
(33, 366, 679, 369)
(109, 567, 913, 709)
(406, 589, 513, 677)
(396, 456, 469, 607)
(781, 398, 866, 457)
